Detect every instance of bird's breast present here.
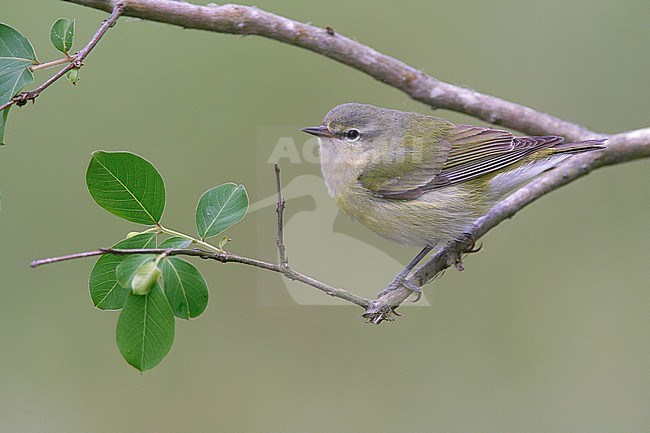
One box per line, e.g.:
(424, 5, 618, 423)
(333, 182, 485, 247)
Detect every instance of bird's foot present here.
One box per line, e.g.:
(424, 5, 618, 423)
(383, 275, 423, 302)
(402, 280, 423, 302)
(386, 274, 421, 292)
(454, 254, 465, 271)
(401, 279, 422, 293)
(461, 233, 482, 254)
(453, 234, 482, 271)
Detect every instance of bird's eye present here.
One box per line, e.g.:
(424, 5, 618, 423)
(344, 129, 361, 142)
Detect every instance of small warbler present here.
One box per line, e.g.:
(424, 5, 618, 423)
(302, 103, 606, 289)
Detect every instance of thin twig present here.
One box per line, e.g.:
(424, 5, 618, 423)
(274, 164, 288, 266)
(30, 249, 107, 266)
(31, 247, 370, 308)
(0, 2, 125, 112)
(30, 56, 74, 71)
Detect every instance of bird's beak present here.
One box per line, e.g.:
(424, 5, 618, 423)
(301, 125, 335, 138)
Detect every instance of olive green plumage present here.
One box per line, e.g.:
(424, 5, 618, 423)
(302, 103, 606, 247)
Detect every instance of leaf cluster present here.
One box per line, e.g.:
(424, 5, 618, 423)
(86, 151, 248, 371)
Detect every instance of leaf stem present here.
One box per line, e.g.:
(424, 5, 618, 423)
(140, 226, 161, 234)
(30, 56, 75, 71)
(156, 224, 223, 253)
(153, 252, 168, 266)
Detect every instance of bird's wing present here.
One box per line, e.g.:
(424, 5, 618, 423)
(363, 123, 564, 199)
(357, 116, 455, 199)
(432, 125, 565, 188)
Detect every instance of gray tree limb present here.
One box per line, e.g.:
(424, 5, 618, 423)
(62, 0, 648, 142)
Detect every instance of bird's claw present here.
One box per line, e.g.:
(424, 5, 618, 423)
(454, 254, 465, 271)
(452, 234, 483, 271)
(468, 241, 483, 254)
(462, 234, 482, 254)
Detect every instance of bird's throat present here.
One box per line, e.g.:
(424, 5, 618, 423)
(318, 142, 366, 198)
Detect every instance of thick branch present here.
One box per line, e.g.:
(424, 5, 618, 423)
(31, 247, 370, 308)
(62, 0, 639, 143)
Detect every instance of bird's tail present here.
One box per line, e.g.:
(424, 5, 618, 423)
(487, 138, 607, 199)
(551, 138, 607, 155)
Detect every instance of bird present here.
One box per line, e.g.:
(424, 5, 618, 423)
(302, 103, 606, 291)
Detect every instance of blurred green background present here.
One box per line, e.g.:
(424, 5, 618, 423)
(1, 1, 649, 432)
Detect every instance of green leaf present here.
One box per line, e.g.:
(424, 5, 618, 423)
(116, 254, 156, 288)
(158, 237, 208, 319)
(50, 18, 74, 54)
(0, 58, 34, 100)
(0, 23, 38, 144)
(0, 23, 38, 61)
(161, 257, 208, 319)
(89, 232, 157, 310)
(0, 59, 34, 145)
(158, 236, 192, 249)
(0, 107, 9, 146)
(196, 183, 248, 239)
(86, 151, 166, 225)
(116, 282, 175, 371)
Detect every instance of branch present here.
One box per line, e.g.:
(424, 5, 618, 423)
(274, 164, 288, 266)
(31, 247, 371, 309)
(0, 2, 125, 112)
